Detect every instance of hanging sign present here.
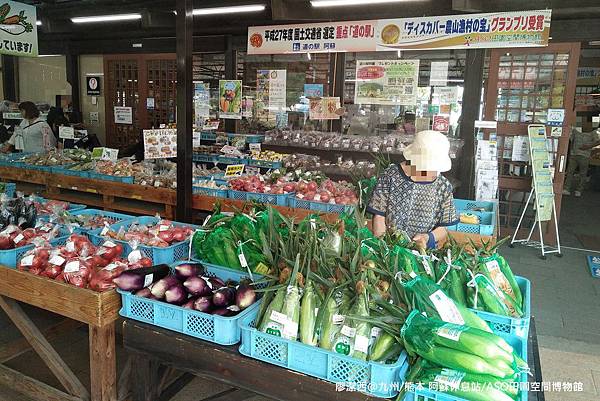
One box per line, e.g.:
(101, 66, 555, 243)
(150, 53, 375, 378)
(86, 76, 101, 96)
(114, 107, 132, 124)
(58, 126, 75, 140)
(354, 60, 419, 105)
(143, 129, 177, 159)
(218, 80, 242, 120)
(247, 10, 551, 54)
(546, 108, 565, 127)
(0, 1, 38, 57)
(256, 69, 286, 120)
(194, 82, 210, 123)
(309, 97, 341, 120)
(528, 125, 554, 222)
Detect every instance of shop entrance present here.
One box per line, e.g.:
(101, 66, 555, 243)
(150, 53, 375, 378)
(484, 42, 581, 245)
(104, 54, 176, 150)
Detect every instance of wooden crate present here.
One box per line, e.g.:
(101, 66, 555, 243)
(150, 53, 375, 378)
(0, 267, 120, 327)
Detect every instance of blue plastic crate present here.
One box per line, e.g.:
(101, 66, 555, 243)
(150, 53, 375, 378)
(1, 183, 15, 198)
(88, 171, 134, 183)
(248, 159, 283, 169)
(118, 261, 263, 345)
(470, 276, 531, 340)
(447, 212, 495, 236)
(239, 312, 409, 398)
(228, 189, 291, 206)
(50, 166, 91, 179)
(288, 197, 355, 214)
(193, 153, 217, 163)
(32, 197, 87, 215)
(66, 209, 135, 236)
(405, 332, 528, 401)
(217, 156, 247, 165)
(454, 199, 497, 215)
(193, 186, 228, 198)
(0, 228, 70, 268)
(89, 216, 198, 264)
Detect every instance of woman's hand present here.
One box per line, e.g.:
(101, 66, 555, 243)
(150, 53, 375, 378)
(372, 215, 387, 237)
(412, 233, 429, 250)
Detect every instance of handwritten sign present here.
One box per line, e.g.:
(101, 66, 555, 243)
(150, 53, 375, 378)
(58, 126, 75, 140)
(225, 164, 245, 177)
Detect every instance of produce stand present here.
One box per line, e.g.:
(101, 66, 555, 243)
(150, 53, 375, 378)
(0, 266, 122, 401)
(123, 317, 545, 401)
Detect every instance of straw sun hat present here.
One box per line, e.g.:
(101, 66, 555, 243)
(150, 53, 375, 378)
(402, 130, 452, 173)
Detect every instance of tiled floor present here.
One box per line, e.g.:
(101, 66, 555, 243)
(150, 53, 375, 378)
(0, 190, 598, 401)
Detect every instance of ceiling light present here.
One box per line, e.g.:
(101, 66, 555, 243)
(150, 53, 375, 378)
(589, 41, 600, 46)
(71, 13, 142, 24)
(193, 4, 265, 16)
(36, 20, 41, 26)
(311, 0, 418, 7)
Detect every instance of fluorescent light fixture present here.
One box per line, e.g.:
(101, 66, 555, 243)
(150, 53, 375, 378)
(193, 4, 265, 16)
(36, 20, 42, 26)
(589, 41, 600, 46)
(71, 13, 142, 24)
(312, 0, 417, 7)
(307, 53, 312, 60)
(37, 54, 62, 57)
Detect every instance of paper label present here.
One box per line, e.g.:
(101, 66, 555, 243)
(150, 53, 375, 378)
(354, 334, 369, 354)
(238, 252, 249, 268)
(66, 241, 76, 252)
(49, 255, 66, 266)
(13, 234, 24, 244)
(128, 250, 142, 263)
(429, 290, 465, 325)
(105, 263, 119, 271)
(436, 325, 464, 342)
(64, 260, 80, 273)
(270, 311, 288, 325)
(143, 273, 154, 287)
(341, 325, 356, 338)
(103, 240, 117, 248)
(370, 327, 382, 339)
(434, 369, 465, 391)
(484, 259, 514, 297)
(40, 225, 52, 232)
(283, 320, 299, 340)
(100, 226, 109, 236)
(159, 225, 169, 232)
(332, 314, 345, 325)
(20, 254, 34, 266)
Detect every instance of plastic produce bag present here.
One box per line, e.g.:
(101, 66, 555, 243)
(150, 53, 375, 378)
(477, 254, 522, 309)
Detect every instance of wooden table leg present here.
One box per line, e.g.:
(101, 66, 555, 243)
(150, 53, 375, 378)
(90, 323, 117, 401)
(131, 353, 161, 401)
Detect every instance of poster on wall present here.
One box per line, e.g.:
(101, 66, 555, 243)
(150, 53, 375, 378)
(194, 82, 210, 124)
(242, 96, 254, 118)
(354, 60, 419, 105)
(247, 10, 551, 54)
(256, 70, 287, 120)
(434, 87, 459, 105)
(86, 76, 101, 96)
(143, 129, 177, 159)
(309, 97, 341, 120)
(218, 80, 242, 120)
(304, 84, 324, 98)
(114, 107, 132, 124)
(0, 1, 38, 57)
(430, 61, 448, 86)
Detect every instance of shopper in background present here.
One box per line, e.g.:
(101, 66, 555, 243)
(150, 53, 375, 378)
(563, 116, 600, 197)
(368, 130, 458, 250)
(0, 113, 10, 144)
(1, 101, 56, 153)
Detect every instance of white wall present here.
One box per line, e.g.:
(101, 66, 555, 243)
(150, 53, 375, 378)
(79, 55, 106, 145)
(18, 55, 70, 105)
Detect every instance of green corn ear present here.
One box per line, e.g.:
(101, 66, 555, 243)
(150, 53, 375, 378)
(299, 281, 318, 346)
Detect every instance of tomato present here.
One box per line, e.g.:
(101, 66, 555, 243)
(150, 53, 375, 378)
(139, 257, 153, 267)
(114, 244, 123, 256)
(158, 230, 174, 243)
(307, 181, 318, 191)
(172, 230, 186, 242)
(0, 235, 11, 250)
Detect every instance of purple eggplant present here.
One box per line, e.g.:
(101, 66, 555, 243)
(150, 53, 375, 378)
(212, 307, 233, 317)
(212, 286, 235, 307)
(235, 284, 256, 310)
(135, 287, 152, 298)
(182, 298, 196, 309)
(150, 276, 180, 299)
(183, 276, 211, 297)
(113, 265, 170, 291)
(208, 276, 226, 290)
(175, 263, 203, 280)
(193, 296, 213, 313)
(165, 284, 187, 304)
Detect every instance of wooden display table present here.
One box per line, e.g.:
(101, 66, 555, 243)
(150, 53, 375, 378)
(123, 319, 385, 401)
(0, 267, 122, 401)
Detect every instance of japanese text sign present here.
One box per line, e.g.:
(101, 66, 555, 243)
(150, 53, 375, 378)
(0, 1, 38, 57)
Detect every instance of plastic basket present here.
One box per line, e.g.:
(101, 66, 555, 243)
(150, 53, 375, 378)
(470, 276, 531, 340)
(239, 313, 409, 398)
(228, 189, 291, 206)
(248, 159, 283, 169)
(405, 333, 528, 401)
(66, 209, 135, 236)
(88, 171, 134, 184)
(32, 197, 87, 215)
(217, 156, 247, 165)
(288, 197, 355, 214)
(447, 212, 495, 236)
(454, 199, 497, 215)
(0, 229, 70, 268)
(193, 186, 228, 198)
(89, 216, 198, 265)
(193, 153, 217, 163)
(1, 183, 16, 198)
(118, 261, 263, 345)
(50, 166, 91, 179)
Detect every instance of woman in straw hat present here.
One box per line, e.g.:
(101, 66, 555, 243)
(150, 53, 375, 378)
(367, 130, 459, 250)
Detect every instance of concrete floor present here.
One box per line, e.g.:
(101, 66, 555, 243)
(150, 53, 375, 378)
(0, 191, 598, 401)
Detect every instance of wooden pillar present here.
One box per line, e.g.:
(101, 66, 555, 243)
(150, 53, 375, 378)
(89, 324, 117, 401)
(456, 49, 485, 199)
(224, 36, 238, 133)
(175, 0, 193, 223)
(65, 53, 81, 116)
(328, 52, 345, 133)
(2, 55, 16, 101)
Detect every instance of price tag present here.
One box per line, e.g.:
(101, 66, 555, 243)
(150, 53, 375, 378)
(59, 126, 75, 140)
(249, 143, 261, 152)
(100, 224, 110, 236)
(270, 311, 288, 325)
(245, 166, 260, 175)
(332, 314, 345, 325)
(143, 273, 154, 288)
(103, 240, 117, 248)
(20, 255, 34, 266)
(66, 241, 76, 252)
(220, 145, 241, 155)
(49, 255, 66, 266)
(238, 252, 249, 268)
(64, 260, 80, 273)
(341, 325, 357, 338)
(159, 225, 169, 232)
(354, 335, 369, 353)
(225, 164, 245, 177)
(13, 234, 24, 244)
(128, 250, 142, 263)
